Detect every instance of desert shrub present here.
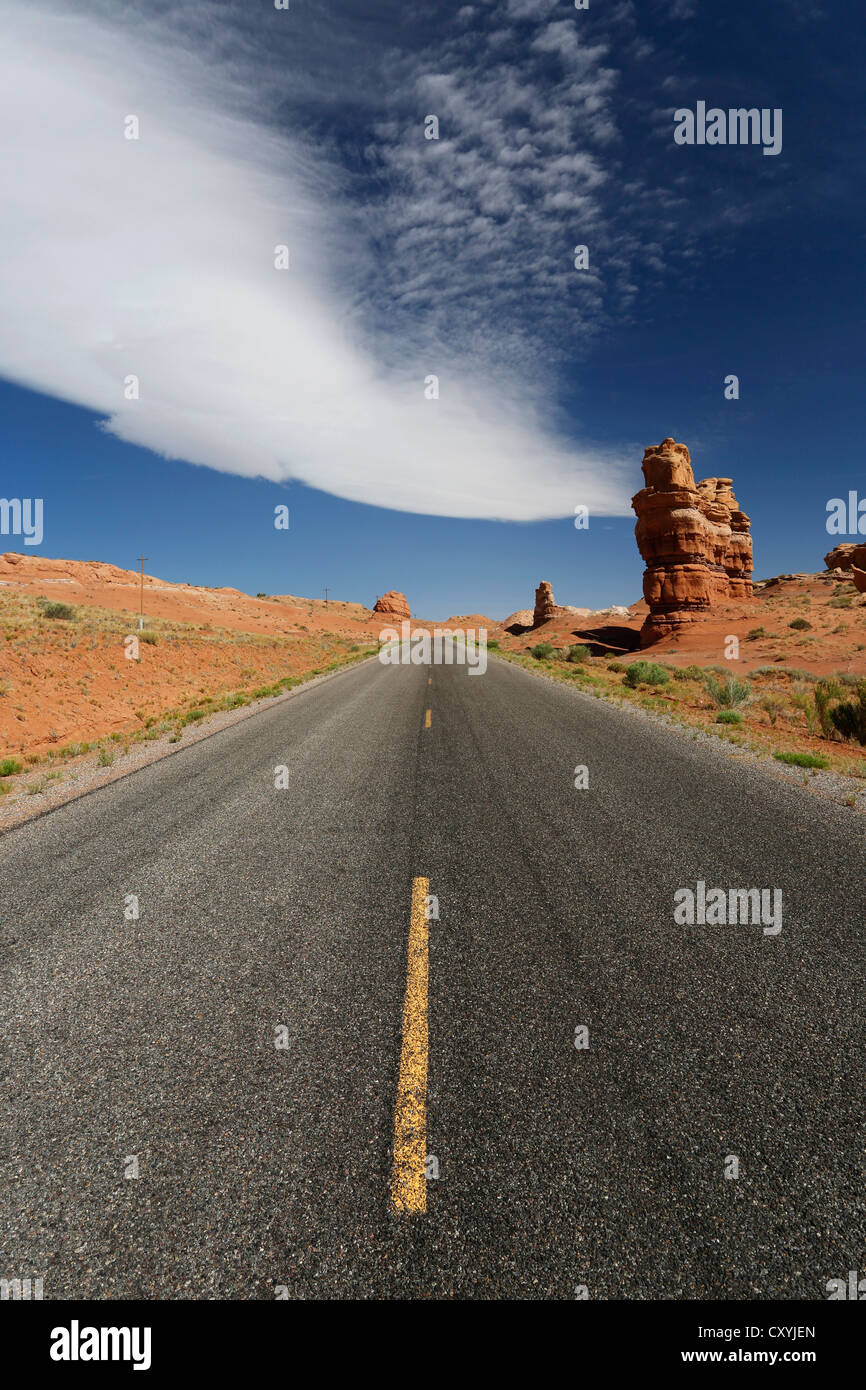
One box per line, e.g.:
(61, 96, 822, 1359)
(530, 642, 554, 660)
(770, 666, 819, 682)
(791, 690, 819, 736)
(716, 710, 742, 725)
(774, 751, 829, 769)
(0, 757, 22, 776)
(757, 692, 789, 726)
(183, 708, 206, 724)
(486, 639, 500, 650)
(814, 678, 843, 738)
(829, 595, 853, 608)
(624, 661, 670, 688)
(704, 674, 751, 708)
(607, 660, 626, 673)
(788, 618, 812, 631)
(747, 627, 766, 640)
(829, 680, 866, 745)
(680, 664, 704, 680)
(566, 644, 590, 663)
(139, 629, 159, 645)
(97, 748, 113, 766)
(41, 602, 75, 620)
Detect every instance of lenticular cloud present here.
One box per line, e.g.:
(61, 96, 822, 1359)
(0, 1, 631, 521)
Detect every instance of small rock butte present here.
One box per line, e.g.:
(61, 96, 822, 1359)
(373, 590, 411, 620)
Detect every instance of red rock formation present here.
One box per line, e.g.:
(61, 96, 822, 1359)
(503, 608, 534, 632)
(530, 582, 595, 629)
(824, 542, 860, 576)
(632, 438, 753, 646)
(822, 542, 866, 590)
(837, 543, 866, 593)
(373, 590, 410, 620)
(533, 581, 557, 627)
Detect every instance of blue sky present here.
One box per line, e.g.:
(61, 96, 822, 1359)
(0, 0, 863, 618)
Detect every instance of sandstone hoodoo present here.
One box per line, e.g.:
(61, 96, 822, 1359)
(529, 580, 591, 629)
(533, 581, 557, 627)
(632, 437, 754, 646)
(373, 590, 411, 620)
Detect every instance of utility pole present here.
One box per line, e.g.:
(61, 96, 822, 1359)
(324, 587, 329, 606)
(137, 555, 147, 630)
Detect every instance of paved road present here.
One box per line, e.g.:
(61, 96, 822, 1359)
(0, 654, 863, 1299)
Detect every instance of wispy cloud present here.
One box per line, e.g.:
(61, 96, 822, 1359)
(364, 15, 624, 366)
(0, 0, 645, 521)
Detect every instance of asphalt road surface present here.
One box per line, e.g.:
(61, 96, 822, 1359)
(1, 654, 863, 1299)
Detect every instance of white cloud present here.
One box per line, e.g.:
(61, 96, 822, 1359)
(505, 0, 560, 18)
(0, 1, 635, 521)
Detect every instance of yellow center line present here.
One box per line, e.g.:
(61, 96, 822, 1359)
(391, 876, 429, 1214)
(424, 708, 432, 728)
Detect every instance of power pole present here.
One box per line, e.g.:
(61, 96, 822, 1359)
(324, 587, 329, 606)
(137, 555, 147, 630)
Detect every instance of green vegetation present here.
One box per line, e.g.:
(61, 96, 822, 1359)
(623, 661, 670, 688)
(757, 692, 788, 726)
(41, 601, 75, 620)
(530, 642, 555, 660)
(814, 678, 843, 738)
(829, 680, 866, 745)
(788, 618, 812, 631)
(791, 690, 819, 736)
(0, 757, 22, 776)
(704, 674, 751, 708)
(773, 751, 829, 769)
(715, 710, 743, 725)
(753, 666, 819, 682)
(566, 644, 590, 663)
